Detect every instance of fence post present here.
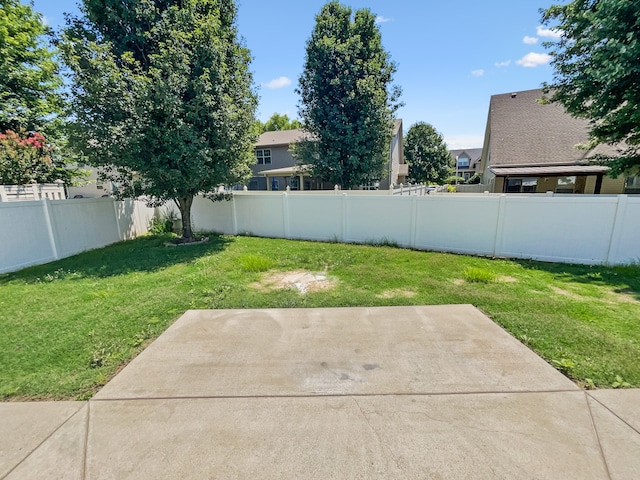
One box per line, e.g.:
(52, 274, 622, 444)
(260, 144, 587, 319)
(42, 198, 59, 261)
(231, 194, 239, 235)
(342, 193, 348, 242)
(410, 195, 418, 248)
(605, 195, 628, 265)
(282, 192, 290, 239)
(112, 199, 124, 240)
(493, 194, 507, 257)
(0, 186, 7, 202)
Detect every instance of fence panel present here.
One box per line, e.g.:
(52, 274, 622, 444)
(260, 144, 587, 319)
(345, 196, 413, 245)
(607, 196, 640, 265)
(49, 199, 121, 258)
(0, 201, 57, 273)
(0, 198, 152, 274)
(413, 195, 501, 255)
(495, 196, 619, 264)
(287, 194, 343, 241)
(234, 194, 285, 238)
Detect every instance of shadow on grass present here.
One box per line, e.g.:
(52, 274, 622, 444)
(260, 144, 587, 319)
(0, 233, 235, 282)
(513, 259, 640, 302)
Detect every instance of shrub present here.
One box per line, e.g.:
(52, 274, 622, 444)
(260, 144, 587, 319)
(443, 175, 465, 185)
(466, 173, 481, 184)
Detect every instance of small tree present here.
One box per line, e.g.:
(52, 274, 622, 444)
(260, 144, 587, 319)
(295, 1, 402, 188)
(60, 0, 258, 240)
(404, 122, 452, 185)
(541, 0, 640, 175)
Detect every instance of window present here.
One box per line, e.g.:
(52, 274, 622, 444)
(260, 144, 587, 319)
(505, 178, 537, 193)
(457, 156, 470, 168)
(462, 172, 471, 180)
(556, 176, 576, 194)
(255, 149, 271, 165)
(624, 176, 640, 194)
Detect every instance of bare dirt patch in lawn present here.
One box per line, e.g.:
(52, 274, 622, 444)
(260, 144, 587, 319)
(610, 288, 639, 304)
(550, 285, 583, 300)
(251, 270, 337, 294)
(498, 276, 518, 283)
(376, 289, 416, 299)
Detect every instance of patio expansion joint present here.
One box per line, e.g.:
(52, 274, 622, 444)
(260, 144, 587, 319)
(81, 402, 90, 480)
(583, 392, 613, 480)
(586, 391, 640, 436)
(89, 389, 581, 403)
(0, 402, 88, 480)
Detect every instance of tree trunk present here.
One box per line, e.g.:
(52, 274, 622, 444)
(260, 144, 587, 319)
(175, 195, 194, 241)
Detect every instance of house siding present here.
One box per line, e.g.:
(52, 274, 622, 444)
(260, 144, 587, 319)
(600, 176, 626, 195)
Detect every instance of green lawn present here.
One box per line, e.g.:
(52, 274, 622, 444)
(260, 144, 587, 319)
(1, 233, 638, 400)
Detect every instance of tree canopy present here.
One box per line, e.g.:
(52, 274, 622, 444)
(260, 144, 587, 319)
(0, 0, 64, 134)
(404, 122, 451, 185)
(260, 113, 301, 132)
(60, 0, 258, 239)
(294, 1, 401, 189)
(542, 0, 640, 175)
(0, 1, 87, 186)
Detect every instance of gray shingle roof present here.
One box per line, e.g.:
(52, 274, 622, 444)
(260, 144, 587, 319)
(487, 88, 619, 167)
(255, 129, 308, 147)
(450, 148, 482, 162)
(256, 120, 403, 148)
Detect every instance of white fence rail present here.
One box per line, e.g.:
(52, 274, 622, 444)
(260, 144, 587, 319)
(1, 198, 155, 274)
(173, 193, 639, 266)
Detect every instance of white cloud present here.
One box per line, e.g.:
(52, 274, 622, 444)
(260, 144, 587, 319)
(444, 134, 485, 150)
(375, 15, 392, 24)
(523, 36, 538, 45)
(471, 69, 484, 77)
(516, 52, 552, 68)
(263, 76, 292, 89)
(536, 25, 563, 39)
(494, 60, 511, 68)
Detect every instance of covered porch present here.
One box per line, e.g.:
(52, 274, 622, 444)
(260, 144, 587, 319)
(490, 165, 610, 194)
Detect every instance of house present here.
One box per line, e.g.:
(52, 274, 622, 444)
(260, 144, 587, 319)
(249, 119, 407, 190)
(479, 88, 638, 194)
(449, 148, 482, 181)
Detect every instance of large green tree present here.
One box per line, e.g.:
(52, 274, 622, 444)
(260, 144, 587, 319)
(60, 0, 258, 240)
(0, 0, 64, 133)
(404, 122, 451, 185)
(541, 0, 640, 175)
(294, 1, 401, 189)
(0, 1, 87, 187)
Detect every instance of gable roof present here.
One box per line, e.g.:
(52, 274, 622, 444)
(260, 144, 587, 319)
(255, 129, 307, 148)
(486, 88, 619, 167)
(256, 120, 403, 149)
(450, 148, 482, 164)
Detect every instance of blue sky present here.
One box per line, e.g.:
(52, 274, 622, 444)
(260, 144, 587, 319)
(32, 0, 560, 149)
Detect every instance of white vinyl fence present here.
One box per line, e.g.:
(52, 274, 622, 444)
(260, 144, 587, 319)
(1, 198, 155, 274)
(171, 192, 639, 266)
(3, 192, 638, 274)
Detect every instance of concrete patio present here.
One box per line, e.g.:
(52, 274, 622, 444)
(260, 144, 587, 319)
(1, 305, 639, 479)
